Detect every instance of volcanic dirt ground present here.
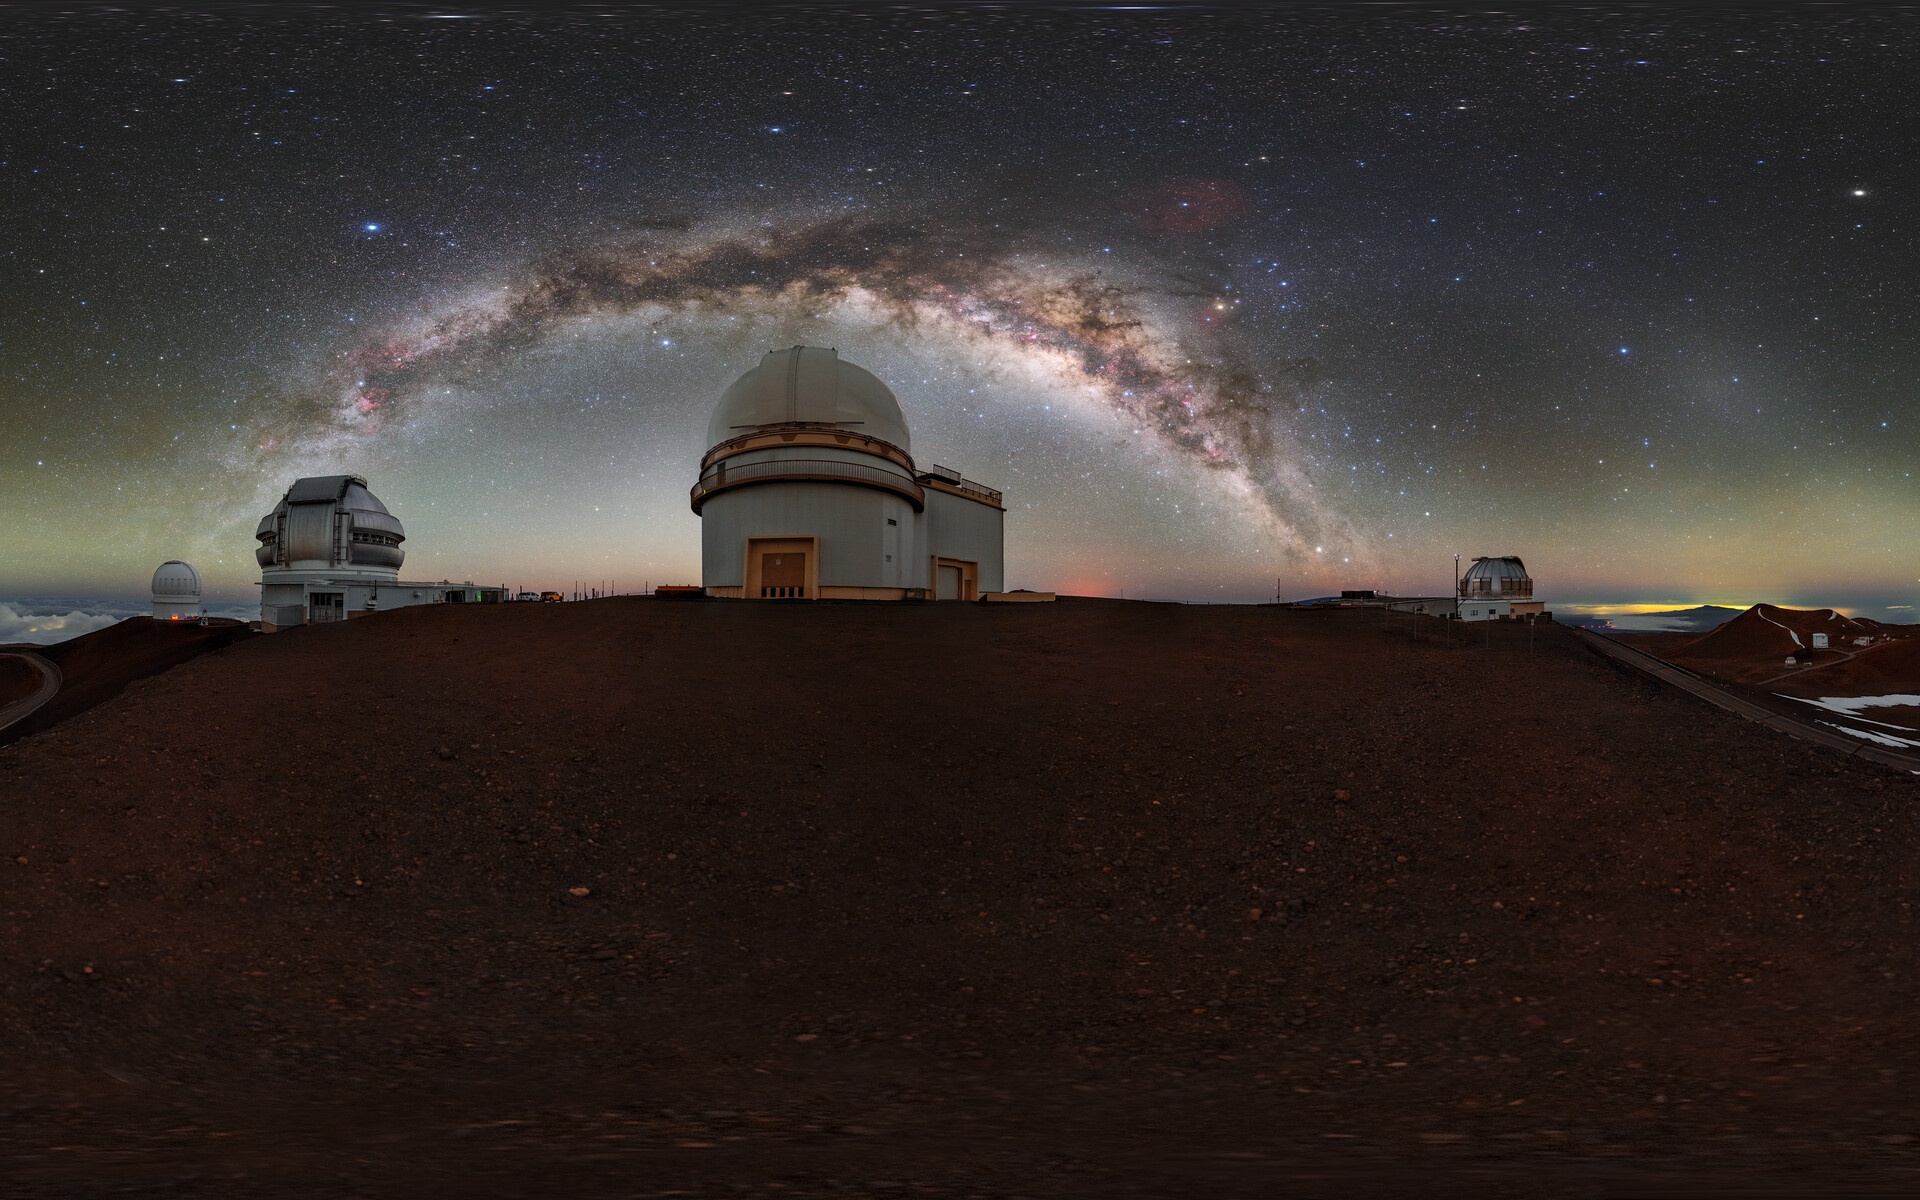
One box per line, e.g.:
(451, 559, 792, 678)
(2, 599, 1919, 1198)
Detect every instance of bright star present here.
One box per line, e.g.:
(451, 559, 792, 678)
(365, 224, 380, 232)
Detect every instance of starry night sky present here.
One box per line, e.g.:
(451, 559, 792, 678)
(3, 5, 1914, 611)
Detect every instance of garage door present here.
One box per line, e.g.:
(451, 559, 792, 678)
(761, 552, 806, 598)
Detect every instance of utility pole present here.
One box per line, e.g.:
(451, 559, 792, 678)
(1448, 555, 1458, 648)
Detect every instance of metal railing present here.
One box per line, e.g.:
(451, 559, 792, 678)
(920, 465, 1003, 503)
(690, 458, 924, 508)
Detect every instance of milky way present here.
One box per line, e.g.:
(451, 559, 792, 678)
(235, 214, 1344, 557)
(8, 6, 1916, 608)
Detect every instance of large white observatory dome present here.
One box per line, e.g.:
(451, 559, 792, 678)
(705, 346, 911, 452)
(151, 560, 203, 621)
(693, 346, 1007, 603)
(255, 474, 406, 573)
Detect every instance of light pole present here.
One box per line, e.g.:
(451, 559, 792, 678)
(1449, 555, 1459, 648)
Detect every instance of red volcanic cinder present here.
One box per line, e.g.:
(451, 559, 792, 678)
(1138, 178, 1254, 233)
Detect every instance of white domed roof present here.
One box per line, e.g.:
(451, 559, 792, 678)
(706, 347, 910, 452)
(151, 560, 202, 597)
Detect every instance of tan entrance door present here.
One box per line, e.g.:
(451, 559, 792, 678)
(936, 564, 962, 600)
(761, 552, 807, 598)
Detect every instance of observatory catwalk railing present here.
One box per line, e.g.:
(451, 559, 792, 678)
(921, 465, 1004, 503)
(690, 458, 926, 511)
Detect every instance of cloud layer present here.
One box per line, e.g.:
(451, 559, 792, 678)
(0, 601, 258, 646)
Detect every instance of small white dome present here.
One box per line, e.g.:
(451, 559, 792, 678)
(151, 560, 202, 597)
(152, 560, 203, 621)
(706, 347, 911, 452)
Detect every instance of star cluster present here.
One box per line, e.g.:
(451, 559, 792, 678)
(1, 6, 1913, 609)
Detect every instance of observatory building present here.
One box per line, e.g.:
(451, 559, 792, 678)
(1456, 555, 1546, 622)
(255, 474, 506, 631)
(150, 560, 204, 622)
(693, 346, 1016, 601)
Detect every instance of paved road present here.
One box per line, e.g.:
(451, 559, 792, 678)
(0, 648, 63, 734)
(1575, 628, 1920, 772)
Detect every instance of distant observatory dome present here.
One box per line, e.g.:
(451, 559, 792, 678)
(1459, 555, 1533, 600)
(151, 560, 203, 621)
(705, 346, 911, 452)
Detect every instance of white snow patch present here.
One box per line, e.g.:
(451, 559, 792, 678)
(1783, 694, 1920, 750)
(1813, 720, 1920, 750)
(1754, 607, 1803, 647)
(1784, 693, 1920, 717)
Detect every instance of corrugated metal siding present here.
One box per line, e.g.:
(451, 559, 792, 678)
(349, 509, 405, 538)
(283, 503, 336, 564)
(702, 482, 914, 588)
(924, 490, 1005, 592)
(350, 543, 405, 569)
(340, 483, 391, 515)
(285, 476, 353, 503)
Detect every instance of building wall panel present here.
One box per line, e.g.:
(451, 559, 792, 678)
(282, 503, 335, 566)
(924, 490, 1005, 593)
(702, 482, 918, 589)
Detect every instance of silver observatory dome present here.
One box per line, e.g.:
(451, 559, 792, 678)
(1458, 555, 1532, 600)
(255, 474, 406, 573)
